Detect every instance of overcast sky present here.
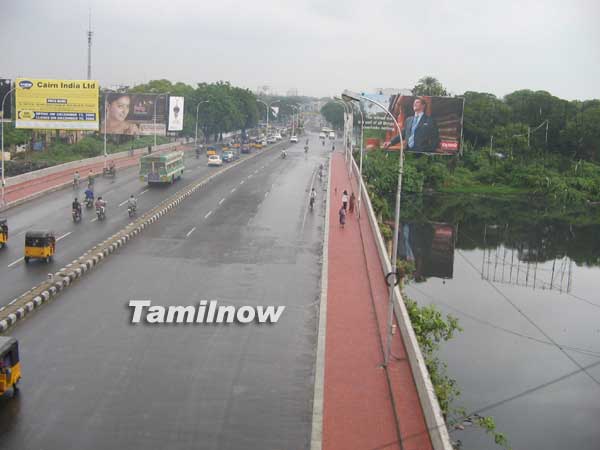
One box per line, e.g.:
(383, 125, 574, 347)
(3, 0, 599, 100)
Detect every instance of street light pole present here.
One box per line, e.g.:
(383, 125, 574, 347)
(195, 100, 210, 148)
(257, 99, 280, 139)
(291, 105, 298, 136)
(1, 86, 17, 206)
(343, 90, 404, 366)
(345, 100, 365, 219)
(334, 97, 352, 169)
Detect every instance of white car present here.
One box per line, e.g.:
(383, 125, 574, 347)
(290, 135, 298, 143)
(207, 155, 223, 166)
(274, 133, 282, 141)
(329, 131, 336, 140)
(267, 135, 277, 144)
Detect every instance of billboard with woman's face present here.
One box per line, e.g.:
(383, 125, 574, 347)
(362, 94, 464, 155)
(102, 93, 168, 136)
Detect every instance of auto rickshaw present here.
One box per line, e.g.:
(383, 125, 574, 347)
(0, 336, 21, 396)
(24, 230, 55, 263)
(206, 146, 218, 158)
(0, 218, 7, 249)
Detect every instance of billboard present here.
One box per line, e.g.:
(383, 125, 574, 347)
(0, 79, 12, 122)
(362, 94, 464, 155)
(103, 93, 168, 136)
(15, 78, 99, 130)
(398, 222, 456, 280)
(167, 96, 184, 132)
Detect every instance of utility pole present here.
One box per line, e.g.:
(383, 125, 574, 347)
(87, 9, 93, 80)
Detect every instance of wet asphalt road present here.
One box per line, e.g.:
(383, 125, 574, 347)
(0, 134, 331, 450)
(0, 146, 281, 309)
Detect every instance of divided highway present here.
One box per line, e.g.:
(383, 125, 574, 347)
(0, 145, 278, 309)
(0, 134, 330, 449)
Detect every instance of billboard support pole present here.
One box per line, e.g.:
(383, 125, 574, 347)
(103, 98, 107, 169)
(1, 86, 16, 206)
(343, 90, 404, 367)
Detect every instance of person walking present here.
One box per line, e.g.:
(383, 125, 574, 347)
(349, 192, 356, 214)
(341, 190, 349, 210)
(339, 206, 346, 228)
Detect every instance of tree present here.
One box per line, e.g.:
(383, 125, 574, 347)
(320, 101, 344, 130)
(462, 92, 511, 147)
(561, 106, 600, 160)
(412, 76, 448, 96)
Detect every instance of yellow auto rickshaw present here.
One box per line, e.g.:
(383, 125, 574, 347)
(206, 146, 218, 158)
(0, 218, 7, 249)
(0, 336, 21, 396)
(24, 230, 55, 263)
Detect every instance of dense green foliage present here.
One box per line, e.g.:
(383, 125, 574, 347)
(320, 101, 344, 130)
(129, 79, 260, 140)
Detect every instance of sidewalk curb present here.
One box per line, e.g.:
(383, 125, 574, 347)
(0, 145, 276, 334)
(310, 154, 331, 450)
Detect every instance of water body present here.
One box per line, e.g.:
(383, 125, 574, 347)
(400, 194, 600, 450)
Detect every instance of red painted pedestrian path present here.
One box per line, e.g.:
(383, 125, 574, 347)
(322, 152, 433, 450)
(2, 144, 190, 207)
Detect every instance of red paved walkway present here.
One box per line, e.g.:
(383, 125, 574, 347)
(323, 152, 433, 450)
(3, 144, 190, 206)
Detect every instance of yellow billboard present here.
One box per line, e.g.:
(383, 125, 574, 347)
(15, 78, 99, 130)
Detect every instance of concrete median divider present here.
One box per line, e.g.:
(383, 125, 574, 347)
(0, 145, 275, 334)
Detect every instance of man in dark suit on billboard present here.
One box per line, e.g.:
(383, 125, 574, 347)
(388, 97, 439, 153)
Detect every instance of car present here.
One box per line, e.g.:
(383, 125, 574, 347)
(222, 151, 234, 163)
(290, 135, 298, 143)
(267, 135, 277, 144)
(261, 139, 268, 146)
(329, 131, 336, 140)
(319, 132, 326, 140)
(207, 155, 223, 166)
(274, 133, 282, 140)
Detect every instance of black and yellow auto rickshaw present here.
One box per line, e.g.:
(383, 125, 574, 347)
(0, 218, 7, 249)
(24, 230, 55, 263)
(0, 336, 21, 396)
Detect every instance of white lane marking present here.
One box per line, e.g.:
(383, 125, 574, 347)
(240, 180, 245, 185)
(204, 211, 213, 219)
(57, 231, 72, 242)
(90, 217, 98, 223)
(0, 306, 4, 312)
(248, 174, 253, 179)
(265, 192, 269, 198)
(218, 198, 225, 205)
(139, 189, 149, 195)
(231, 188, 236, 193)
(254, 169, 259, 174)
(7, 257, 24, 268)
(186, 227, 196, 238)
(118, 199, 128, 207)
(8, 299, 17, 305)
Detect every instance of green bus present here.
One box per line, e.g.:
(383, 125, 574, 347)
(139, 151, 185, 184)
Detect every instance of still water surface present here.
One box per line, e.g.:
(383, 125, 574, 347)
(400, 194, 600, 450)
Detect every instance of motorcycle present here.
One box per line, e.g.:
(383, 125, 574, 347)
(85, 197, 94, 209)
(128, 204, 137, 218)
(72, 208, 82, 223)
(281, 151, 287, 159)
(309, 196, 315, 211)
(96, 206, 106, 221)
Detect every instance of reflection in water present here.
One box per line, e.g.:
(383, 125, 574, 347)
(481, 225, 574, 293)
(399, 222, 456, 280)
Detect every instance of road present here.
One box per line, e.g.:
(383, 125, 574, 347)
(0, 145, 280, 309)
(0, 134, 330, 449)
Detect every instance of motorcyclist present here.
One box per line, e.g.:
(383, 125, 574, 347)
(281, 149, 287, 159)
(95, 196, 106, 216)
(195, 147, 201, 158)
(72, 197, 82, 215)
(309, 188, 317, 209)
(108, 160, 116, 174)
(127, 194, 137, 212)
(84, 188, 94, 205)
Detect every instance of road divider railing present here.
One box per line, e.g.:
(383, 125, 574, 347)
(0, 143, 281, 334)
